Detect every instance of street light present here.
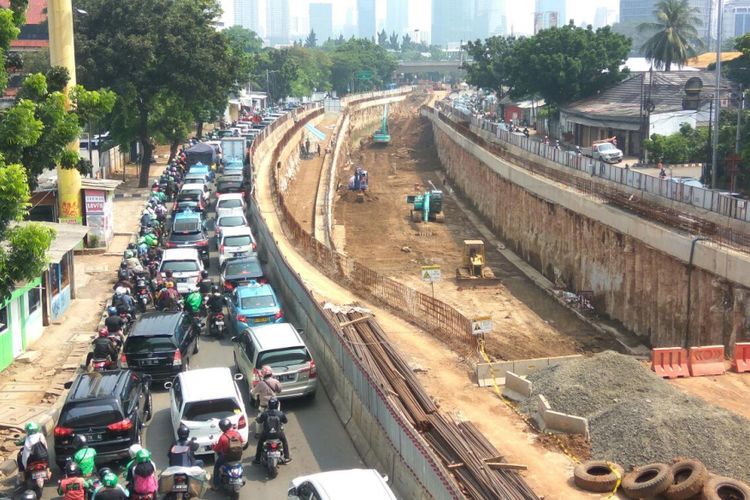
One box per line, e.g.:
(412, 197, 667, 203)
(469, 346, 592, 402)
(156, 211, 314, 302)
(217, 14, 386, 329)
(711, 0, 724, 189)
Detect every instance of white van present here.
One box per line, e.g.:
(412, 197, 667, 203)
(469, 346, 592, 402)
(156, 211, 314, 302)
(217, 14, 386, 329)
(159, 248, 204, 294)
(218, 226, 257, 266)
(287, 469, 397, 500)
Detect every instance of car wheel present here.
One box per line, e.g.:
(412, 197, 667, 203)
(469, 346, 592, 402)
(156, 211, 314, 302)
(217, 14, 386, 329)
(305, 390, 317, 402)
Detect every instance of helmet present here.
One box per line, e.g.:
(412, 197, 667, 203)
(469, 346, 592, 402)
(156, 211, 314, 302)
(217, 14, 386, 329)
(152, 182, 159, 188)
(165, 270, 174, 278)
(261, 365, 273, 378)
(177, 424, 190, 440)
(24, 422, 40, 435)
(64, 461, 82, 477)
(135, 448, 152, 463)
(218, 418, 232, 432)
(124, 250, 134, 259)
(165, 281, 174, 289)
(128, 443, 142, 459)
(98, 328, 109, 338)
(107, 306, 118, 316)
(268, 397, 279, 410)
(72, 434, 87, 450)
(127, 242, 137, 250)
(102, 472, 118, 488)
(119, 261, 128, 269)
(201, 271, 209, 279)
(20, 490, 36, 500)
(115, 286, 128, 296)
(211, 285, 220, 294)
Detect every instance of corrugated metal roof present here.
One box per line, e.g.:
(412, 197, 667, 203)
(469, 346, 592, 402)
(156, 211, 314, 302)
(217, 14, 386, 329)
(80, 178, 121, 191)
(13, 221, 89, 263)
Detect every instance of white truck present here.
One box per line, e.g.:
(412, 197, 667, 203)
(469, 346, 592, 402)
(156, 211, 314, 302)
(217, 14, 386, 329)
(582, 139, 623, 164)
(221, 137, 246, 164)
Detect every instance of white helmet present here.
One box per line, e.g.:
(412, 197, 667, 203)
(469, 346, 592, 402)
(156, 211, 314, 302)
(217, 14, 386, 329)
(128, 444, 142, 459)
(115, 286, 128, 295)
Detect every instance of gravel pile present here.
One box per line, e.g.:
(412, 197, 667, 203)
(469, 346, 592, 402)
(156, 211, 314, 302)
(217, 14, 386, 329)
(522, 351, 750, 482)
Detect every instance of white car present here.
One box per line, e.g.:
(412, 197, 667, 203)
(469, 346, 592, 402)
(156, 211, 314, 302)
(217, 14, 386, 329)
(180, 182, 210, 205)
(218, 225, 257, 266)
(214, 213, 249, 244)
(215, 193, 246, 219)
(159, 248, 204, 294)
(287, 469, 397, 500)
(166, 367, 249, 456)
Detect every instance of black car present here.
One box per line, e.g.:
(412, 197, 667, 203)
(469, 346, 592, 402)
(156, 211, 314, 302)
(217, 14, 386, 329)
(54, 370, 152, 469)
(167, 211, 210, 265)
(220, 256, 265, 293)
(216, 176, 249, 197)
(121, 311, 199, 385)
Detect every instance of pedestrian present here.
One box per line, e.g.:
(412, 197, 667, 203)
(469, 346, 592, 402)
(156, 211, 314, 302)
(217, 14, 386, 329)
(317, 143, 321, 157)
(658, 161, 666, 179)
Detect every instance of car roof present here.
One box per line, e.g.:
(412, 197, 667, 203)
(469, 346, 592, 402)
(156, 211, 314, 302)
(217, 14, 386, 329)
(291, 469, 397, 500)
(217, 213, 246, 222)
(181, 183, 205, 190)
(129, 311, 183, 337)
(173, 211, 201, 221)
(247, 323, 304, 352)
(177, 367, 239, 403)
(221, 226, 252, 237)
(237, 283, 274, 298)
(67, 370, 133, 402)
(217, 193, 244, 201)
(162, 248, 201, 260)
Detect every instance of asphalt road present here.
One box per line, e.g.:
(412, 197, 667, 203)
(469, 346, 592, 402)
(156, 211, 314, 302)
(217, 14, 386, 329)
(39, 180, 364, 499)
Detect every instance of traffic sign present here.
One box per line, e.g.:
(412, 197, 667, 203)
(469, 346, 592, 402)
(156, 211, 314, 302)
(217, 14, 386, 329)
(471, 316, 493, 335)
(420, 265, 441, 283)
(356, 69, 373, 80)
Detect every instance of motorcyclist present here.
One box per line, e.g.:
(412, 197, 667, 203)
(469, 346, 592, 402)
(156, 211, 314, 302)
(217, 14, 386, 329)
(15, 422, 48, 485)
(130, 449, 157, 499)
(197, 271, 213, 296)
(112, 289, 136, 318)
(91, 472, 127, 500)
(167, 424, 201, 467)
(57, 461, 91, 500)
(156, 281, 181, 311)
(72, 435, 97, 477)
(205, 285, 227, 325)
(251, 366, 282, 436)
(211, 419, 243, 490)
(184, 289, 203, 317)
(104, 307, 125, 336)
(86, 328, 119, 368)
(253, 398, 291, 464)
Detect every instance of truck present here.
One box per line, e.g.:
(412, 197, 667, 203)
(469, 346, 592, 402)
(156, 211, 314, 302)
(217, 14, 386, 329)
(221, 137, 247, 165)
(581, 138, 623, 164)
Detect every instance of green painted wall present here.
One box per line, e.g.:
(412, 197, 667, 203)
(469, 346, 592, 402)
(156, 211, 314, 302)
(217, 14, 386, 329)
(0, 278, 43, 372)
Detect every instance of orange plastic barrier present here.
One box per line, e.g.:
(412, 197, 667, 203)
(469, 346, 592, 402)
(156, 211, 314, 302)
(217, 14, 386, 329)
(651, 347, 689, 379)
(731, 342, 750, 373)
(687, 345, 726, 377)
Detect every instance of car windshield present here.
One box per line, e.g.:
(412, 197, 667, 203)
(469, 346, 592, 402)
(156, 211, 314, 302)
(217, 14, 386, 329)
(256, 347, 310, 369)
(240, 294, 276, 309)
(224, 259, 262, 276)
(218, 199, 243, 209)
(182, 398, 240, 421)
(178, 192, 199, 201)
(61, 401, 122, 427)
(173, 220, 200, 233)
(161, 260, 199, 273)
(125, 335, 177, 353)
(224, 235, 252, 247)
(218, 216, 245, 228)
(218, 182, 242, 192)
(598, 143, 615, 151)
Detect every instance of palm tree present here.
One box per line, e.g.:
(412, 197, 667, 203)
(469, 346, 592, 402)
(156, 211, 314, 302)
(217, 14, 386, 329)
(638, 0, 703, 71)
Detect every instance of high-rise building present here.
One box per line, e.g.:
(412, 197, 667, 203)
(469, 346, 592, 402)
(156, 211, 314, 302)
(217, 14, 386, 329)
(358, 0, 377, 39)
(620, 0, 712, 44)
(474, 0, 507, 38)
(386, 0, 409, 37)
(723, 0, 750, 39)
(534, 0, 567, 32)
(309, 3, 333, 42)
(234, 0, 264, 36)
(432, 0, 476, 46)
(267, 0, 289, 45)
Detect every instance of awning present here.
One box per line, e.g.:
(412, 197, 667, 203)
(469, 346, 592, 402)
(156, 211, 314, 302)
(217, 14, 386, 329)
(80, 178, 121, 191)
(36, 222, 89, 262)
(304, 123, 326, 142)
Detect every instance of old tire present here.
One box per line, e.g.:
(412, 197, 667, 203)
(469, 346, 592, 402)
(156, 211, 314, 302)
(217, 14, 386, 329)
(573, 460, 624, 493)
(664, 459, 708, 500)
(621, 462, 673, 499)
(701, 476, 750, 500)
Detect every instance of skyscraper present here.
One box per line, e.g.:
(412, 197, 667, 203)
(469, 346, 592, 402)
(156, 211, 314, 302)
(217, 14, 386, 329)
(266, 0, 289, 45)
(386, 0, 409, 37)
(474, 0, 507, 38)
(620, 0, 713, 44)
(358, 0, 376, 39)
(432, 0, 475, 46)
(309, 3, 333, 42)
(723, 0, 750, 39)
(534, 0, 567, 32)
(234, 0, 264, 36)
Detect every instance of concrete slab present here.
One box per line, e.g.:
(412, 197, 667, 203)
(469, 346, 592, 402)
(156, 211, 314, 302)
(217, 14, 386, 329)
(476, 354, 583, 387)
(15, 351, 41, 364)
(502, 371, 532, 401)
(0, 404, 50, 429)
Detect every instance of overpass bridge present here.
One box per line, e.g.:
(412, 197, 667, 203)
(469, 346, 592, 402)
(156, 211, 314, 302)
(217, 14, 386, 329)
(397, 60, 466, 77)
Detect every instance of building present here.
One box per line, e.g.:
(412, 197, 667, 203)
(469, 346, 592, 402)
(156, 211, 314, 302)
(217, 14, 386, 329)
(723, 0, 750, 39)
(309, 3, 333, 42)
(234, 0, 264, 37)
(474, 0, 507, 39)
(620, 0, 713, 45)
(267, 0, 290, 45)
(0, 0, 48, 51)
(432, 0, 475, 46)
(534, 0, 566, 32)
(386, 0, 409, 37)
(593, 6, 617, 28)
(358, 0, 377, 39)
(0, 222, 88, 371)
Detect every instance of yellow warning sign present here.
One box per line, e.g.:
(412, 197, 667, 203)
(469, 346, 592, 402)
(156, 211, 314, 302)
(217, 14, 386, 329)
(420, 265, 441, 283)
(471, 316, 493, 335)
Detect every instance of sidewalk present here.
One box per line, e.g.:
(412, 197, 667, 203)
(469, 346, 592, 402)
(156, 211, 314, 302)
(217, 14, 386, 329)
(0, 168, 150, 488)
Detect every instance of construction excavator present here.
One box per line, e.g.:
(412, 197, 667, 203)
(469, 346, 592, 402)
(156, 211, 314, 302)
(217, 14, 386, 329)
(406, 181, 444, 223)
(372, 104, 391, 145)
(456, 240, 500, 285)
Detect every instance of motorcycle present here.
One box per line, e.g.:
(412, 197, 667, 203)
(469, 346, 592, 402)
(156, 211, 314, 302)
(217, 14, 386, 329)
(91, 357, 115, 372)
(158, 466, 207, 500)
(135, 278, 152, 313)
(24, 459, 50, 499)
(218, 461, 244, 500)
(260, 439, 284, 479)
(208, 311, 225, 337)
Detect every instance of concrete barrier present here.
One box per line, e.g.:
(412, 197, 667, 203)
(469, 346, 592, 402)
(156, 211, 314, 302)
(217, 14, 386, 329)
(476, 354, 583, 387)
(502, 371, 532, 401)
(533, 394, 589, 438)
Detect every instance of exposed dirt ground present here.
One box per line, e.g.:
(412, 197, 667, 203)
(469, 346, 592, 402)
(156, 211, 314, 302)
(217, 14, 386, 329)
(668, 363, 750, 420)
(334, 96, 621, 361)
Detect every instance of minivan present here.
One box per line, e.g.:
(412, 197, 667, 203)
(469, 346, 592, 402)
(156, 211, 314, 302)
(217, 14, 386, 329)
(218, 225, 257, 266)
(159, 248, 204, 294)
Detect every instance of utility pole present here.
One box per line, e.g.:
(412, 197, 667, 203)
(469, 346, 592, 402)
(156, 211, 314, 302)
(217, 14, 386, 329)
(736, 84, 743, 155)
(711, 0, 724, 189)
(48, 0, 82, 223)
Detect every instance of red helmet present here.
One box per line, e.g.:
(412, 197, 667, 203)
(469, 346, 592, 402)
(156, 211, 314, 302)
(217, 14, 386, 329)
(99, 327, 109, 337)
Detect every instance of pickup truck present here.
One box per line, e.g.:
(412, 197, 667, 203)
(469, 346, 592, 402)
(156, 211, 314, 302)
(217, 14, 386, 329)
(582, 140, 623, 163)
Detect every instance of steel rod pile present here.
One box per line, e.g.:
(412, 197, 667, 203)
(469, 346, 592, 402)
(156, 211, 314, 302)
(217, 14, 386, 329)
(327, 305, 539, 500)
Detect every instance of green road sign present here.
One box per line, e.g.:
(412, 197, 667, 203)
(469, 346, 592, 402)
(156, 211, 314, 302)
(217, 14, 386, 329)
(356, 69, 373, 80)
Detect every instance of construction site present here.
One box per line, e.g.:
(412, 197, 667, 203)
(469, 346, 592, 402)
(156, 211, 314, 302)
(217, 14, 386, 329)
(266, 89, 750, 499)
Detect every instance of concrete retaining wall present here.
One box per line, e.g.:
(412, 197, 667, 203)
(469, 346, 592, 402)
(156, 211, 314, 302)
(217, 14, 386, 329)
(476, 355, 583, 387)
(424, 108, 750, 350)
(534, 395, 590, 438)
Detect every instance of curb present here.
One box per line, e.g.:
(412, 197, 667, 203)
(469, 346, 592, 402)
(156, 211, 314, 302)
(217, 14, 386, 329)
(114, 192, 146, 199)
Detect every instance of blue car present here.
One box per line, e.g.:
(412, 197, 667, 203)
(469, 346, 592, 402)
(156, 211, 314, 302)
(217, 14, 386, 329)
(223, 159, 244, 175)
(229, 283, 284, 332)
(189, 162, 215, 182)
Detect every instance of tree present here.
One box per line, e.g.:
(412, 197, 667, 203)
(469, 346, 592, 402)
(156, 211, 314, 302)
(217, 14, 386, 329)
(305, 29, 317, 48)
(75, 0, 246, 186)
(223, 26, 263, 54)
(377, 29, 387, 47)
(401, 33, 413, 51)
(506, 24, 631, 108)
(70, 85, 116, 163)
(463, 36, 517, 97)
(330, 38, 397, 94)
(638, 0, 703, 71)
(389, 31, 399, 50)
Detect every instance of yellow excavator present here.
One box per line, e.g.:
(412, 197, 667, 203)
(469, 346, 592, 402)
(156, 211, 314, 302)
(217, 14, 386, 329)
(456, 240, 500, 286)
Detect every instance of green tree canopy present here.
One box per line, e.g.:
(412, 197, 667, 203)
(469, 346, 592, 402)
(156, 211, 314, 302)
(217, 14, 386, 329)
(329, 38, 397, 94)
(638, 0, 703, 71)
(304, 29, 317, 48)
(463, 36, 518, 97)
